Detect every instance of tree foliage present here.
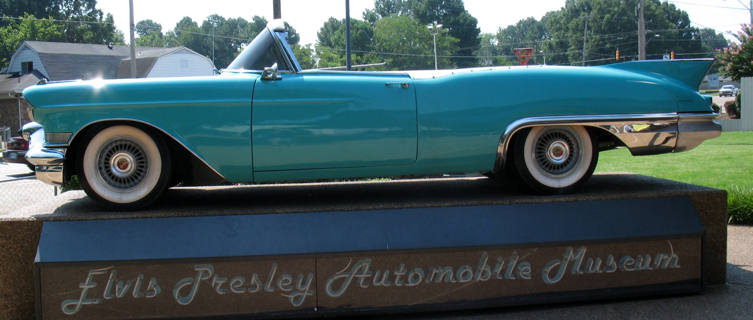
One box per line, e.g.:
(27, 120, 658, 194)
(370, 0, 480, 68)
(717, 24, 753, 81)
(0, 13, 63, 68)
(525, 0, 728, 66)
(134, 15, 304, 69)
(315, 17, 381, 69)
(0, 0, 123, 69)
(373, 15, 457, 70)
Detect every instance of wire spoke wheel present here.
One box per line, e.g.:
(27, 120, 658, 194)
(79, 125, 171, 209)
(513, 125, 598, 194)
(97, 139, 149, 189)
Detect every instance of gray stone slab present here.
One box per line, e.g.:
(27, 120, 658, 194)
(0, 173, 729, 320)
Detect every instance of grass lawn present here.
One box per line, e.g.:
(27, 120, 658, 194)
(596, 131, 753, 223)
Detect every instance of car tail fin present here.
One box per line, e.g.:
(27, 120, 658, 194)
(601, 58, 713, 90)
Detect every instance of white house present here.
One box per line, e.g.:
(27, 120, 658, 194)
(5, 41, 215, 80)
(1, 41, 215, 134)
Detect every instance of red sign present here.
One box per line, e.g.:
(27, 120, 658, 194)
(515, 48, 534, 66)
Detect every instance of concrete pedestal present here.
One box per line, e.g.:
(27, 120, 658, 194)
(0, 173, 727, 319)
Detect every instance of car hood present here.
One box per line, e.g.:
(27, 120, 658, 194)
(23, 74, 258, 111)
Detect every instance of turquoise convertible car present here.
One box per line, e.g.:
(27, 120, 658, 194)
(23, 21, 720, 209)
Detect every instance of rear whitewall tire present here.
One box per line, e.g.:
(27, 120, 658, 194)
(79, 125, 171, 209)
(513, 125, 597, 194)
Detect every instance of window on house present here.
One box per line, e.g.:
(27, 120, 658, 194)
(21, 61, 33, 74)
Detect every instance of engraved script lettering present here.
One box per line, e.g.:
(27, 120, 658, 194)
(171, 263, 314, 307)
(60, 267, 161, 315)
(58, 242, 687, 313)
(325, 252, 532, 298)
(542, 246, 681, 284)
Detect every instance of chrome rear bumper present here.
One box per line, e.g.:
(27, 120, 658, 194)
(499, 112, 722, 167)
(25, 128, 65, 185)
(675, 113, 722, 152)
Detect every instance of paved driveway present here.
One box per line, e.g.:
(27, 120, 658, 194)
(0, 162, 57, 215)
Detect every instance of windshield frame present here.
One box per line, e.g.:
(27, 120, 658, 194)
(225, 26, 301, 73)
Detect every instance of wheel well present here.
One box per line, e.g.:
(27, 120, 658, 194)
(65, 121, 227, 186)
(496, 125, 623, 173)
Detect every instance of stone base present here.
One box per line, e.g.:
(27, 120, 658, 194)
(0, 173, 727, 320)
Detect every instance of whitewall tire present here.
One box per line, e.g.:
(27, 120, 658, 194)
(513, 125, 597, 194)
(79, 125, 171, 209)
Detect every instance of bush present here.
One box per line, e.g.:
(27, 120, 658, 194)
(728, 185, 753, 224)
(61, 175, 82, 192)
(726, 100, 740, 118)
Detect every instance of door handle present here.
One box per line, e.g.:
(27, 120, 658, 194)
(385, 82, 410, 89)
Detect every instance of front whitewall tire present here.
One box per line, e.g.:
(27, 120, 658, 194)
(80, 125, 170, 209)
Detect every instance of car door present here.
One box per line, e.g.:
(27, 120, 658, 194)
(251, 72, 417, 172)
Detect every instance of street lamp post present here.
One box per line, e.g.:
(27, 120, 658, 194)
(428, 22, 442, 70)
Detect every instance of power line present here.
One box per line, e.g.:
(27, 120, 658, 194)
(666, 0, 749, 11)
(0, 15, 115, 26)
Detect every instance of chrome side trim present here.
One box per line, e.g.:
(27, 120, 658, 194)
(45, 132, 72, 144)
(676, 113, 721, 152)
(497, 113, 680, 169)
(67, 118, 228, 181)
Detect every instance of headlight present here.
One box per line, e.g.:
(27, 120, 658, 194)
(21, 122, 43, 141)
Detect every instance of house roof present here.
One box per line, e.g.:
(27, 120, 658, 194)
(14, 41, 203, 80)
(116, 47, 199, 78)
(0, 72, 42, 100)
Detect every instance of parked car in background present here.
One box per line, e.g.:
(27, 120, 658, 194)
(21, 20, 721, 210)
(719, 85, 738, 97)
(1, 136, 34, 171)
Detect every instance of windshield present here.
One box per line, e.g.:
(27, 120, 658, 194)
(227, 29, 289, 71)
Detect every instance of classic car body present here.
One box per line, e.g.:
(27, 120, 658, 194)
(22, 21, 720, 209)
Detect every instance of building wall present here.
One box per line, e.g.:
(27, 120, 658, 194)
(0, 98, 32, 136)
(7, 46, 49, 79)
(147, 51, 215, 78)
(721, 76, 753, 132)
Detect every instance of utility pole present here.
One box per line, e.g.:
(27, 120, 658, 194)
(638, 0, 646, 60)
(273, 0, 281, 19)
(582, 15, 588, 66)
(345, 0, 352, 71)
(128, 0, 137, 78)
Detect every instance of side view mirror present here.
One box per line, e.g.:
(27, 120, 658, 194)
(262, 63, 281, 80)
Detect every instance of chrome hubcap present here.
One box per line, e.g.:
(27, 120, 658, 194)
(98, 139, 148, 188)
(534, 129, 579, 175)
(546, 141, 570, 164)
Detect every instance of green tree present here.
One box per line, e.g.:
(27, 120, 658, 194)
(0, 13, 63, 68)
(474, 33, 512, 66)
(524, 0, 728, 66)
(497, 17, 547, 65)
(315, 17, 382, 69)
(292, 44, 315, 69)
(166, 15, 299, 69)
(135, 19, 165, 47)
(371, 0, 480, 68)
(717, 24, 753, 81)
(1, 0, 123, 52)
(374, 15, 457, 70)
(136, 19, 161, 36)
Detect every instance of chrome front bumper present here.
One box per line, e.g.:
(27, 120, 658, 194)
(25, 128, 66, 185)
